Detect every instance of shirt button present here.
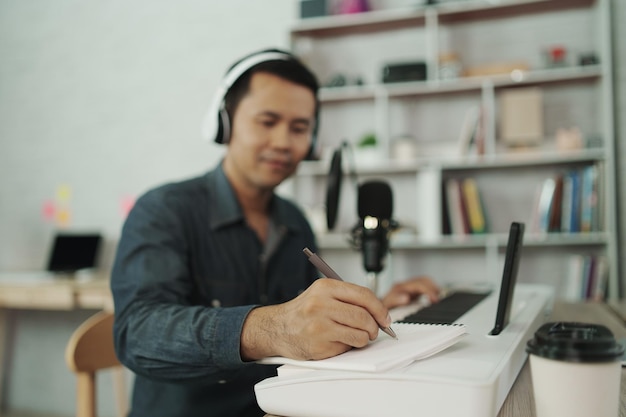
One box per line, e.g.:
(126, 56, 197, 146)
(211, 299, 221, 308)
(218, 380, 227, 384)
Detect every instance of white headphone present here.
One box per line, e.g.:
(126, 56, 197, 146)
(201, 50, 294, 144)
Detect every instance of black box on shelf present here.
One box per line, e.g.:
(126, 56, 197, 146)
(300, 0, 326, 18)
(382, 61, 427, 83)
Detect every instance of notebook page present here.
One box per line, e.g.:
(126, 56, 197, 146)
(258, 323, 466, 373)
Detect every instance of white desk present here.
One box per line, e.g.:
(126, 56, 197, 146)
(266, 302, 626, 417)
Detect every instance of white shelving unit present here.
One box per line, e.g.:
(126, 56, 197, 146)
(287, 0, 619, 301)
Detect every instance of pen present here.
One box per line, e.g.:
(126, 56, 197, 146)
(303, 247, 398, 340)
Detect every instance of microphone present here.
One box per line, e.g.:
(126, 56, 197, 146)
(353, 180, 395, 275)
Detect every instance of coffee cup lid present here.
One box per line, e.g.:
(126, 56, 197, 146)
(526, 322, 624, 363)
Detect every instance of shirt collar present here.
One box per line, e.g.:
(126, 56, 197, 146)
(206, 161, 302, 233)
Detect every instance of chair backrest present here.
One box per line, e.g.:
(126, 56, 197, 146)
(65, 310, 128, 417)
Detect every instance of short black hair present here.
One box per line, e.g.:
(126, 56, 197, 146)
(223, 50, 320, 122)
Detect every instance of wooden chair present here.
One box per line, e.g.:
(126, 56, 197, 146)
(65, 310, 129, 417)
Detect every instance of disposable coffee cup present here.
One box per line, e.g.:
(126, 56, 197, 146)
(526, 322, 624, 417)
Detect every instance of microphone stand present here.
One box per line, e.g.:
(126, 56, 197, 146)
(366, 271, 379, 296)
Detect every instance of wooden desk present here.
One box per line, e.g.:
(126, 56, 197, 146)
(0, 276, 112, 411)
(499, 302, 626, 417)
(0, 276, 112, 311)
(266, 302, 626, 417)
(608, 300, 626, 322)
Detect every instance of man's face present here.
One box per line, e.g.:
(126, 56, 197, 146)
(224, 72, 316, 192)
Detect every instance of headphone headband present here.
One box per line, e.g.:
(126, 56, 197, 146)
(201, 50, 294, 143)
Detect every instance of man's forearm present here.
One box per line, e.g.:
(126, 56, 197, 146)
(240, 304, 293, 361)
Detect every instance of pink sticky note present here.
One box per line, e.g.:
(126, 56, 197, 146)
(42, 200, 56, 221)
(120, 195, 135, 218)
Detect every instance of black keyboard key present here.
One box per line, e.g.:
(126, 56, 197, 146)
(399, 291, 491, 325)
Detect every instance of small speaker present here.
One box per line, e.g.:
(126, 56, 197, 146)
(382, 62, 427, 83)
(300, 0, 326, 18)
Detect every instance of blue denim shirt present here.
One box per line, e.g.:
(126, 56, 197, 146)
(111, 162, 319, 417)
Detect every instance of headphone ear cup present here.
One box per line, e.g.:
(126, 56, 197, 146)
(204, 50, 293, 144)
(215, 107, 231, 144)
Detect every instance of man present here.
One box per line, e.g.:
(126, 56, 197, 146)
(111, 48, 439, 417)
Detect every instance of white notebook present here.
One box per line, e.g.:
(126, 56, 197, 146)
(258, 322, 466, 373)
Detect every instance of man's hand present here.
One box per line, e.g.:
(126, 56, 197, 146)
(380, 276, 440, 309)
(240, 278, 391, 362)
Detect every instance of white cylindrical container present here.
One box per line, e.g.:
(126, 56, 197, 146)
(526, 322, 624, 417)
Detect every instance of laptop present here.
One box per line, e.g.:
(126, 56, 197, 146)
(0, 232, 102, 283)
(46, 233, 102, 273)
(254, 222, 554, 417)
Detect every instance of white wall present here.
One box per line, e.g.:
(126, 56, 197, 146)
(0, 1, 296, 415)
(0, 0, 296, 272)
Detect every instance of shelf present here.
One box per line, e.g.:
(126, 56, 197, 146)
(291, 0, 596, 37)
(316, 231, 609, 250)
(318, 65, 602, 103)
(290, 0, 618, 300)
(436, 0, 596, 23)
(296, 148, 604, 176)
(290, 6, 427, 37)
(295, 159, 427, 176)
(395, 231, 610, 249)
(438, 148, 605, 170)
(523, 232, 609, 247)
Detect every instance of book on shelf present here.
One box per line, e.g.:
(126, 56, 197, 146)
(470, 106, 487, 157)
(532, 176, 556, 234)
(562, 254, 585, 302)
(457, 180, 471, 234)
(456, 106, 480, 157)
(560, 171, 573, 232)
(456, 105, 488, 158)
(581, 255, 595, 299)
(445, 178, 468, 236)
(531, 164, 602, 235)
(441, 180, 452, 236)
(590, 255, 608, 301)
(560, 169, 581, 233)
(595, 160, 606, 232)
(561, 254, 608, 302)
(548, 174, 564, 233)
(580, 164, 599, 233)
(443, 177, 488, 236)
(461, 178, 487, 234)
